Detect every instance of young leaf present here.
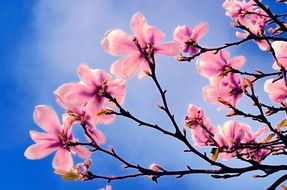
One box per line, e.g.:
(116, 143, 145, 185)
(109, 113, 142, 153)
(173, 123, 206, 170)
(263, 133, 275, 143)
(62, 172, 80, 180)
(278, 119, 287, 129)
(211, 148, 219, 162)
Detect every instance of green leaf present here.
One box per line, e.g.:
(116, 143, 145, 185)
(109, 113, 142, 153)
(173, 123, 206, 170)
(278, 119, 287, 129)
(211, 148, 219, 162)
(62, 172, 80, 180)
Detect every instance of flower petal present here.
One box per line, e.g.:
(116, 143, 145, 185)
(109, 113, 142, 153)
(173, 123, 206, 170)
(130, 11, 148, 45)
(77, 63, 95, 85)
(54, 83, 91, 109)
(155, 41, 183, 56)
(101, 29, 137, 55)
(24, 142, 57, 160)
(70, 146, 91, 159)
(29, 130, 57, 143)
(52, 148, 73, 171)
(33, 105, 61, 135)
(191, 22, 208, 41)
(110, 53, 142, 78)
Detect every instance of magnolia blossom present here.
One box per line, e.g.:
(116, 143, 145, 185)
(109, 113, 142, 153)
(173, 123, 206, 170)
(223, 0, 255, 23)
(54, 63, 126, 120)
(223, 0, 269, 51)
(62, 110, 106, 145)
(214, 121, 268, 160)
(185, 104, 215, 146)
(101, 11, 182, 79)
(196, 50, 245, 79)
(173, 23, 208, 56)
(271, 41, 287, 70)
(203, 73, 243, 108)
(264, 78, 287, 104)
(24, 105, 91, 171)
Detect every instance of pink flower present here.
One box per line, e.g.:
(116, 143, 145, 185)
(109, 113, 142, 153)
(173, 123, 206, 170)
(214, 121, 248, 150)
(101, 12, 182, 79)
(62, 109, 106, 145)
(223, 0, 255, 22)
(214, 121, 268, 160)
(271, 41, 287, 70)
(264, 78, 287, 104)
(203, 73, 243, 108)
(196, 50, 245, 78)
(223, 0, 269, 51)
(173, 23, 208, 56)
(185, 104, 215, 146)
(24, 105, 91, 171)
(54, 63, 126, 121)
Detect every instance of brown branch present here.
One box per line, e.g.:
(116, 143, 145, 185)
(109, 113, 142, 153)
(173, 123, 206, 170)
(266, 174, 287, 190)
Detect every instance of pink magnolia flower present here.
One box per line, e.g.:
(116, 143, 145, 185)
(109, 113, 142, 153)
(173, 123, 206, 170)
(214, 121, 268, 160)
(24, 105, 91, 171)
(271, 41, 287, 70)
(185, 104, 215, 146)
(173, 23, 208, 56)
(54, 63, 126, 120)
(101, 11, 183, 79)
(203, 73, 243, 108)
(196, 50, 245, 78)
(264, 78, 287, 104)
(223, 0, 255, 23)
(62, 109, 106, 145)
(223, 0, 269, 51)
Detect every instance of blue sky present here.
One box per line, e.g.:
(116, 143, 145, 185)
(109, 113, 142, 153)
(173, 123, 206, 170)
(1, 0, 286, 189)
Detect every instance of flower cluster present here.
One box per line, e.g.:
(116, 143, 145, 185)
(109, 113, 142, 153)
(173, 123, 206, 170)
(196, 50, 246, 110)
(185, 104, 269, 162)
(25, 63, 127, 171)
(223, 0, 269, 50)
(24, 6, 287, 189)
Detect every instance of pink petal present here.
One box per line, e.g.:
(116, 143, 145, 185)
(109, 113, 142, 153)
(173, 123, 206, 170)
(138, 61, 151, 79)
(33, 105, 61, 135)
(92, 69, 112, 85)
(229, 56, 246, 69)
(191, 22, 208, 41)
(196, 51, 229, 78)
(173, 25, 193, 42)
(29, 130, 57, 143)
(24, 142, 57, 159)
(130, 11, 148, 45)
(144, 26, 165, 45)
(252, 126, 268, 140)
(155, 41, 183, 56)
(257, 40, 270, 51)
(202, 84, 218, 104)
(52, 148, 73, 171)
(110, 53, 142, 78)
(77, 63, 95, 85)
(86, 126, 106, 145)
(70, 146, 91, 159)
(108, 79, 126, 105)
(101, 29, 137, 55)
(54, 83, 91, 108)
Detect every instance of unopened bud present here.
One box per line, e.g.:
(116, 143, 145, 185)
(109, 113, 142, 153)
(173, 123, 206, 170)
(242, 77, 253, 90)
(156, 104, 165, 110)
(176, 55, 189, 62)
(97, 109, 113, 116)
(217, 97, 230, 106)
